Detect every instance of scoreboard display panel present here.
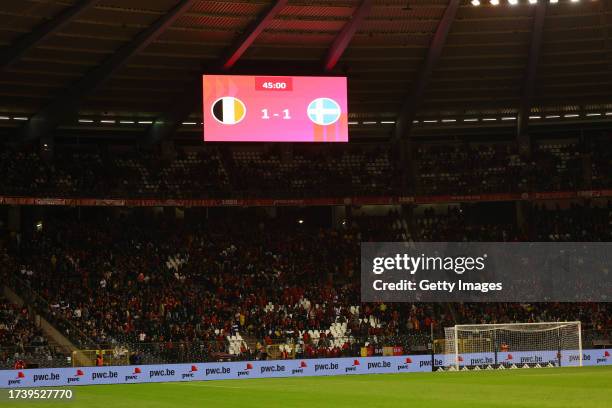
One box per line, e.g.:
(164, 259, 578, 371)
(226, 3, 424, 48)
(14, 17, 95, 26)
(202, 75, 348, 142)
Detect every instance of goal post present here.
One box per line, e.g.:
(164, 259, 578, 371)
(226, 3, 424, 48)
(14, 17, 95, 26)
(443, 321, 582, 370)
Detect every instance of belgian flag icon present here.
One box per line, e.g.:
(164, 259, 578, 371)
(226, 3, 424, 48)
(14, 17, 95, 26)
(212, 96, 246, 125)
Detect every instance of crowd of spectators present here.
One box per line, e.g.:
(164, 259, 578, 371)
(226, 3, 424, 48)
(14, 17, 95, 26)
(415, 139, 607, 195)
(0, 144, 398, 199)
(0, 297, 64, 369)
(0, 137, 609, 199)
(530, 142, 583, 192)
(227, 146, 401, 197)
(531, 203, 612, 241)
(416, 144, 529, 195)
(1, 202, 610, 367)
(2, 212, 393, 363)
(587, 137, 612, 189)
(410, 206, 523, 242)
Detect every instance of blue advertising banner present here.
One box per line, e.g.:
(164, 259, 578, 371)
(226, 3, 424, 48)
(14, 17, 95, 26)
(0, 350, 609, 388)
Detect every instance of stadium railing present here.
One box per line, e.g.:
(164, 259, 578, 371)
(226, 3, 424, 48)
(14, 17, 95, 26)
(2, 330, 609, 370)
(59, 333, 434, 367)
(0, 344, 71, 369)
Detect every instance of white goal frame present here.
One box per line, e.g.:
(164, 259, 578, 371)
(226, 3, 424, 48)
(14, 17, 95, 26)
(444, 321, 582, 370)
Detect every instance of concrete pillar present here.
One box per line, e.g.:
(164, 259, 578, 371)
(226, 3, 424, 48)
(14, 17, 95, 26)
(160, 140, 176, 163)
(7, 205, 21, 233)
(515, 201, 529, 238)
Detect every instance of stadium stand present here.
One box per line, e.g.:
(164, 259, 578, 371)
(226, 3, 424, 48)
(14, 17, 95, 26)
(1, 203, 609, 368)
(416, 143, 529, 195)
(1, 2, 612, 406)
(0, 296, 66, 369)
(0, 137, 610, 199)
(588, 137, 612, 189)
(1, 118, 611, 371)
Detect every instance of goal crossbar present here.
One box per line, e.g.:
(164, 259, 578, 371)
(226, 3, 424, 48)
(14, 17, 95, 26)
(454, 321, 581, 329)
(444, 321, 582, 370)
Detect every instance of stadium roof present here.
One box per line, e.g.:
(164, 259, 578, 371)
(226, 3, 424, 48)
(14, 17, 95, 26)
(1, 0, 611, 141)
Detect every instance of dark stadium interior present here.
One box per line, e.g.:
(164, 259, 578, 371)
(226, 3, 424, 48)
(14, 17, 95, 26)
(0, 0, 610, 378)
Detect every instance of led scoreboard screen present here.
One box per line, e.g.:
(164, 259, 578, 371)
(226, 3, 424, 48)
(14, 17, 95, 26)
(202, 75, 348, 142)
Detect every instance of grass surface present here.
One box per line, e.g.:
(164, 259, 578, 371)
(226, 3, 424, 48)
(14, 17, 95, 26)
(4, 366, 611, 408)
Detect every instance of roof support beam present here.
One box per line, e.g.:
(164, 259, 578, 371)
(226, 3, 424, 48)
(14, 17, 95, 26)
(323, 0, 372, 71)
(0, 0, 98, 70)
(19, 0, 197, 142)
(394, 0, 460, 140)
(603, 0, 612, 71)
(145, 0, 288, 144)
(221, 0, 288, 70)
(517, 2, 547, 148)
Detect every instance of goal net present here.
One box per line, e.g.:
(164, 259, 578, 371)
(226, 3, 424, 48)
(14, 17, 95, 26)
(443, 322, 582, 369)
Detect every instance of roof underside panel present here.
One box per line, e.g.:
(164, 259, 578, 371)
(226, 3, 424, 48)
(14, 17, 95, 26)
(0, 0, 609, 133)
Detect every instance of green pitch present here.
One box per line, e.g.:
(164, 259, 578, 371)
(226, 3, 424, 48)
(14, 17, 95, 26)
(6, 366, 611, 408)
